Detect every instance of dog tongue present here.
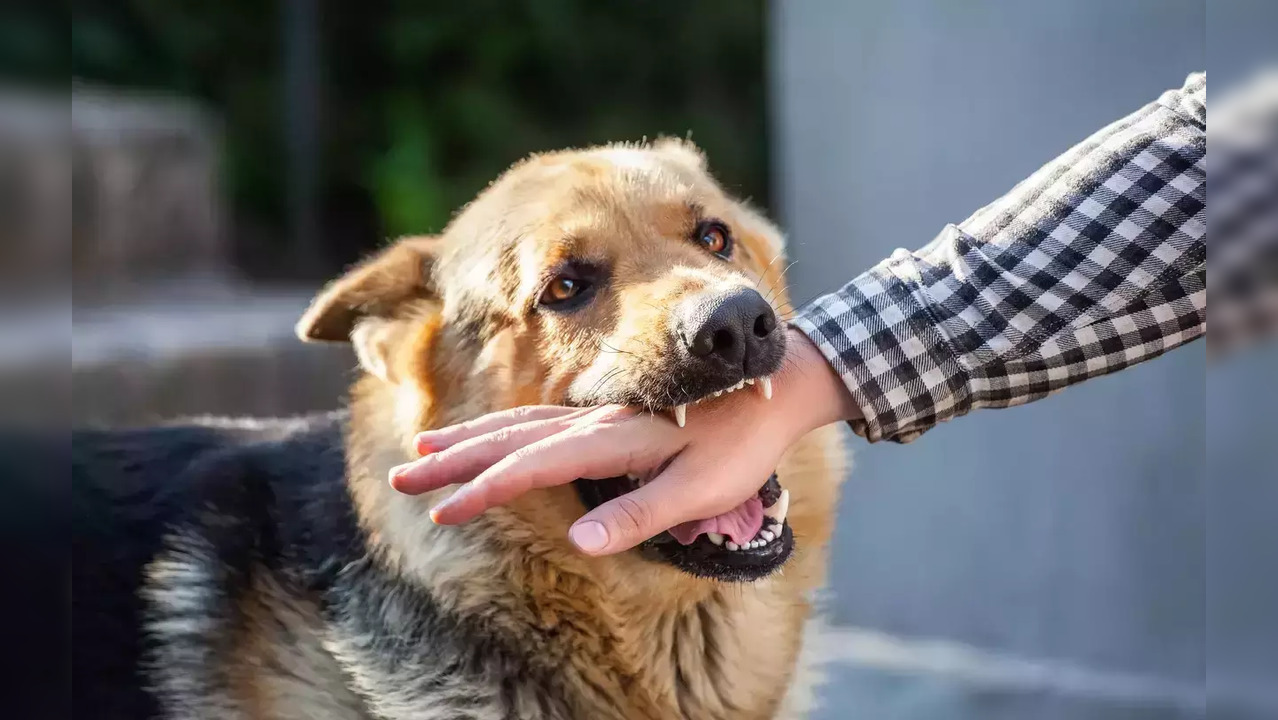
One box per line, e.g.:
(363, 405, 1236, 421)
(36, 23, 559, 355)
(668, 496, 764, 546)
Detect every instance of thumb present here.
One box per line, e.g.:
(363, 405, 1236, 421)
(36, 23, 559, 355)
(567, 460, 747, 556)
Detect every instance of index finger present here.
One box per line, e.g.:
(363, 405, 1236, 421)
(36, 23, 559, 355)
(428, 411, 678, 524)
(414, 405, 589, 454)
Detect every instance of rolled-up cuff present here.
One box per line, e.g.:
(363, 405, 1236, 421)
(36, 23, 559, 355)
(791, 255, 972, 443)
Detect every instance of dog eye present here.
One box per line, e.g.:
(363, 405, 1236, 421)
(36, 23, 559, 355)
(696, 221, 733, 259)
(540, 276, 591, 307)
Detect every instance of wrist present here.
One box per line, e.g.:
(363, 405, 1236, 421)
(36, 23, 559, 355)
(777, 327, 862, 436)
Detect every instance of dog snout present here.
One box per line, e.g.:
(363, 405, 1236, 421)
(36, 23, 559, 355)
(678, 287, 781, 374)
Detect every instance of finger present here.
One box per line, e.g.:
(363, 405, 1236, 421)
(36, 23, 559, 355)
(413, 405, 589, 454)
(566, 460, 749, 555)
(429, 410, 674, 524)
(391, 413, 582, 495)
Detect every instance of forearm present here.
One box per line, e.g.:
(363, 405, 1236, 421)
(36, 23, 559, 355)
(793, 73, 1207, 443)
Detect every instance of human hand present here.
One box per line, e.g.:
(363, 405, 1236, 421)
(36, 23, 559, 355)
(390, 329, 859, 555)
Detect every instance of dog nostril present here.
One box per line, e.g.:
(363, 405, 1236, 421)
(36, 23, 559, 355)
(753, 312, 776, 338)
(712, 328, 736, 352)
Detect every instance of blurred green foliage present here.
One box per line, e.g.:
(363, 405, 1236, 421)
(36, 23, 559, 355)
(64, 1, 768, 276)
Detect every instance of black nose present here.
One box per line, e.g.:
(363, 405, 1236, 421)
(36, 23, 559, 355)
(679, 287, 780, 371)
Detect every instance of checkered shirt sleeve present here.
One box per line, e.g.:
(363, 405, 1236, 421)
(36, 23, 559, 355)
(793, 73, 1207, 443)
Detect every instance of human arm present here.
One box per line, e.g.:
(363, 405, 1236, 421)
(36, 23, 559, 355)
(794, 72, 1207, 443)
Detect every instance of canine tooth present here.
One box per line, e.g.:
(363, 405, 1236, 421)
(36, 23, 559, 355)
(761, 530, 775, 542)
(706, 532, 725, 546)
(762, 489, 789, 525)
(759, 376, 773, 400)
(673, 404, 687, 428)
(726, 541, 739, 551)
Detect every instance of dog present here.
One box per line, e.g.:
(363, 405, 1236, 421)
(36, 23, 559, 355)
(72, 139, 848, 719)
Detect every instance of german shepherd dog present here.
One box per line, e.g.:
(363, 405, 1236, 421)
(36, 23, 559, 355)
(73, 140, 848, 719)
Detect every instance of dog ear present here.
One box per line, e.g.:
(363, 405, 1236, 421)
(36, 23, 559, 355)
(296, 236, 441, 378)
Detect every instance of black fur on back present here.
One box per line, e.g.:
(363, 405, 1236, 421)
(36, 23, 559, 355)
(72, 414, 352, 718)
(72, 413, 569, 719)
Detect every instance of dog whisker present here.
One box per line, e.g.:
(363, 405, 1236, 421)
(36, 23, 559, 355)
(596, 339, 639, 357)
(585, 367, 626, 401)
(754, 252, 786, 291)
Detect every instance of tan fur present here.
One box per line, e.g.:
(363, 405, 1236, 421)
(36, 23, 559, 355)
(303, 139, 848, 719)
(229, 577, 371, 720)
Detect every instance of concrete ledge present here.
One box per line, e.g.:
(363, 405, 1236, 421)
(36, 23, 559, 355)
(68, 286, 355, 426)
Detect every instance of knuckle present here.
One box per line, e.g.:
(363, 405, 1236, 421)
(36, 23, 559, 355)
(509, 405, 543, 421)
(504, 444, 542, 470)
(600, 405, 639, 423)
(487, 426, 520, 446)
(578, 404, 633, 427)
(609, 494, 653, 537)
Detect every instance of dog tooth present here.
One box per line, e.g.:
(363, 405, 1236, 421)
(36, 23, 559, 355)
(726, 541, 739, 551)
(673, 404, 687, 428)
(759, 376, 773, 400)
(706, 532, 725, 546)
(745, 378, 755, 385)
(761, 530, 775, 542)
(762, 489, 789, 525)
(713, 390, 722, 398)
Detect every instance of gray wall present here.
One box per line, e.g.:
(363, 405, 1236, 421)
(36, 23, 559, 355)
(771, 1, 1224, 718)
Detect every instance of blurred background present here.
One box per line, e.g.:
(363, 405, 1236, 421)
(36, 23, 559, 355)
(9, 0, 1274, 718)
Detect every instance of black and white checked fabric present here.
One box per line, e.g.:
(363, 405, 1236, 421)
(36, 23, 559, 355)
(793, 73, 1208, 443)
(1209, 70, 1278, 356)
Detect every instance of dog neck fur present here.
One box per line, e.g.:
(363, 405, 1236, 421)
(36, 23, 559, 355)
(344, 353, 833, 719)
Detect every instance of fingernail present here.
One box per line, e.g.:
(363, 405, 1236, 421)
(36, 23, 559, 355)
(569, 521, 609, 553)
(414, 435, 435, 456)
(429, 493, 459, 523)
(429, 483, 469, 519)
(387, 463, 409, 487)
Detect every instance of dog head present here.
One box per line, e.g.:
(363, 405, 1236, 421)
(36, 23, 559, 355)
(299, 140, 805, 582)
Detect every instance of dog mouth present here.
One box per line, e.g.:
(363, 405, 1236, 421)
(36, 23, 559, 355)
(666, 374, 773, 428)
(572, 471, 793, 582)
